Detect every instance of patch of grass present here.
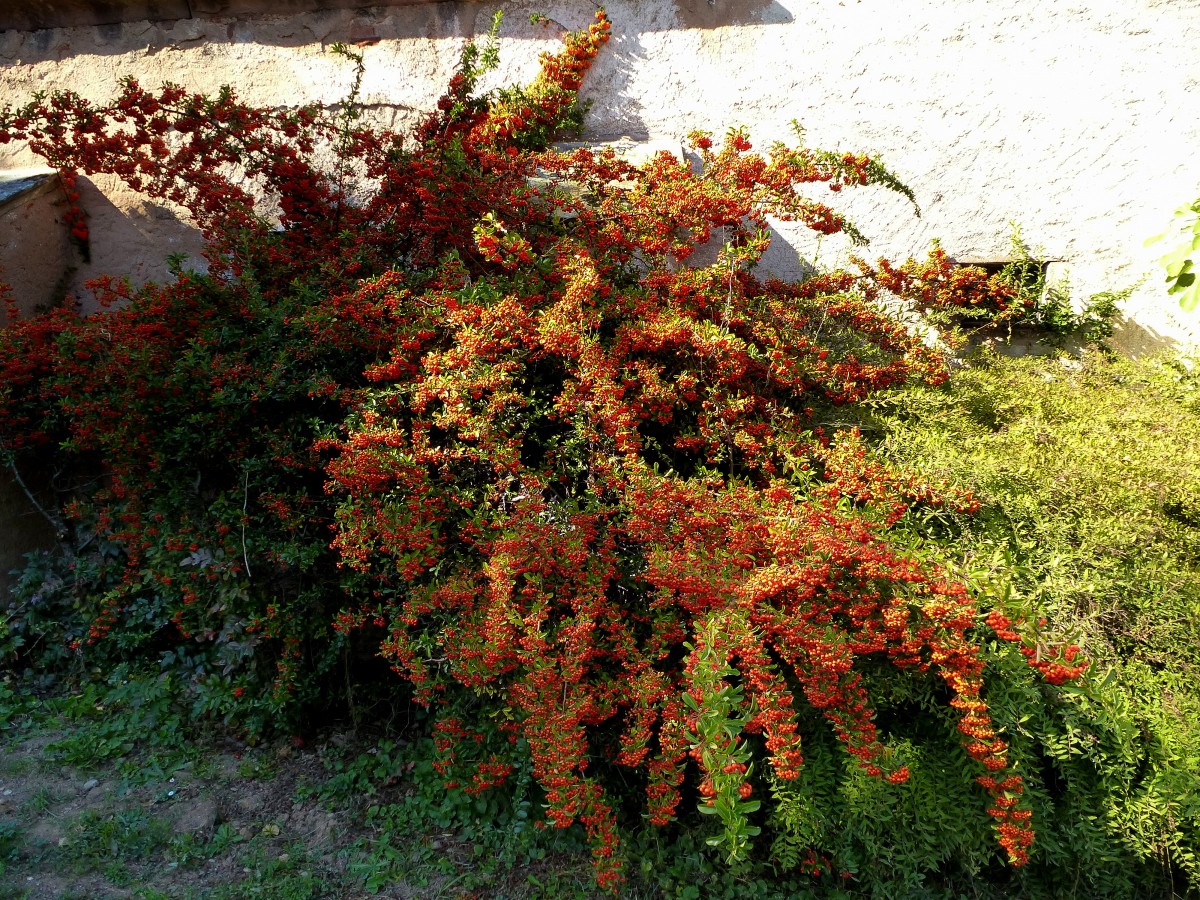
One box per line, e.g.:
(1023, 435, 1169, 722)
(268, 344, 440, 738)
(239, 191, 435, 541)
(0, 754, 34, 780)
(0, 679, 29, 732)
(235, 753, 280, 782)
(0, 818, 22, 876)
(61, 808, 173, 872)
(23, 785, 60, 813)
(169, 822, 244, 869)
(208, 843, 335, 900)
(306, 736, 595, 896)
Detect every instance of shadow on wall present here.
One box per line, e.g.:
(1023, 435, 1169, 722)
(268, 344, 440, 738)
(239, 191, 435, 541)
(758, 223, 820, 283)
(2, 0, 792, 38)
(669, 0, 791, 30)
(581, 26, 650, 142)
(65, 159, 823, 306)
(1110, 316, 1182, 357)
(2, 0, 792, 302)
(0, 170, 75, 322)
(70, 176, 205, 312)
(670, 214, 820, 283)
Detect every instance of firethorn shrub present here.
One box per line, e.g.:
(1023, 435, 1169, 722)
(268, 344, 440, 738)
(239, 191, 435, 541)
(0, 11, 1189, 895)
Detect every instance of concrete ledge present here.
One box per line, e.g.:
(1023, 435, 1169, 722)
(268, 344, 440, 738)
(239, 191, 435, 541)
(0, 169, 58, 213)
(1, 0, 446, 31)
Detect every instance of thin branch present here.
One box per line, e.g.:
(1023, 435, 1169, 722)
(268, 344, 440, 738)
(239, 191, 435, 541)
(6, 459, 66, 540)
(242, 467, 253, 581)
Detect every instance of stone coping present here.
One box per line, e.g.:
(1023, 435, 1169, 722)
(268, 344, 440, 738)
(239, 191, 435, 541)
(2, 0, 447, 32)
(0, 169, 58, 215)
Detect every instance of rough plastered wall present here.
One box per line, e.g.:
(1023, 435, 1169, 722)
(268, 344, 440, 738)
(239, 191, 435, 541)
(0, 169, 73, 321)
(1, 0, 1199, 348)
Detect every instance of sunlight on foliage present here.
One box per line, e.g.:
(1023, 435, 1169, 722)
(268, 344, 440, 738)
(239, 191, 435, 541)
(0, 11, 1193, 896)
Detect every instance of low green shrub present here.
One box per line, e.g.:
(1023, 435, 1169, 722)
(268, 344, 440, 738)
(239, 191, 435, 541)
(859, 349, 1200, 894)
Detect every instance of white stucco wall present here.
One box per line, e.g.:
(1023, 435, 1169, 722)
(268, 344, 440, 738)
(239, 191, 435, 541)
(1, 0, 1198, 348)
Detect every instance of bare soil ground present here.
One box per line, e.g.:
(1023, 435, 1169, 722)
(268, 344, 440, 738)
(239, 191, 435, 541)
(0, 713, 595, 900)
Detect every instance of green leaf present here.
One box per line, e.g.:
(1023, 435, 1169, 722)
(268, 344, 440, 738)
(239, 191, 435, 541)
(1161, 246, 1194, 274)
(1169, 271, 1197, 292)
(1179, 282, 1200, 313)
